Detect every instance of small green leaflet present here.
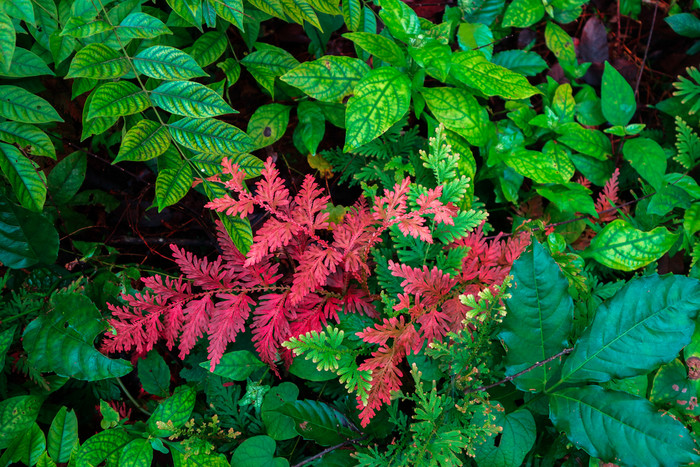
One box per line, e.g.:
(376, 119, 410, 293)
(218, 58, 241, 87)
(168, 117, 254, 155)
(0, 143, 47, 212)
(117, 12, 172, 39)
(115, 120, 171, 163)
(66, 43, 130, 79)
(0, 85, 63, 123)
(451, 50, 540, 99)
(242, 44, 300, 98)
(0, 122, 55, 158)
(0, 48, 55, 78)
(622, 137, 667, 190)
(220, 213, 253, 255)
(134, 46, 207, 81)
(601, 62, 636, 126)
(502, 0, 545, 27)
(421, 87, 490, 146)
(247, 104, 291, 149)
(156, 162, 193, 211)
(149, 81, 236, 117)
(47, 151, 87, 205)
(87, 81, 150, 120)
(281, 55, 369, 102)
(344, 67, 410, 151)
(342, 32, 406, 67)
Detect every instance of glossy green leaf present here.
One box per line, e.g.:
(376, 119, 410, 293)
(622, 137, 667, 191)
(168, 117, 254, 155)
(138, 350, 171, 397)
(422, 87, 489, 146)
(247, 104, 291, 149)
(560, 274, 700, 384)
(451, 50, 540, 99)
(120, 439, 154, 467)
(81, 90, 118, 140)
(87, 81, 150, 120)
(0, 142, 47, 212)
(492, 50, 548, 76)
(0, 396, 42, 449)
(0, 122, 55, 159)
(155, 161, 193, 211)
(569, 152, 613, 186)
(47, 151, 87, 204)
(117, 12, 172, 39)
(150, 81, 236, 118)
(685, 202, 700, 236)
(506, 145, 573, 184)
(500, 240, 573, 392)
(0, 11, 15, 73)
(74, 429, 131, 466)
(6, 423, 45, 466)
(556, 122, 611, 160)
(148, 385, 197, 437)
(344, 67, 410, 151)
(457, 22, 494, 60)
(134, 46, 207, 80)
(36, 451, 57, 467)
(545, 21, 576, 66)
(536, 182, 597, 216)
(262, 383, 299, 441)
(200, 350, 266, 379)
(584, 219, 678, 271)
(0, 48, 55, 78)
(187, 31, 227, 67)
(502, 0, 544, 27)
(115, 119, 171, 163)
(651, 359, 700, 416)
(231, 435, 289, 467)
(408, 41, 451, 81)
(474, 409, 536, 467)
(601, 62, 636, 126)
(549, 386, 699, 466)
(3, 0, 34, 25)
(279, 0, 321, 30)
(647, 184, 691, 217)
(217, 58, 241, 87)
(342, 32, 406, 67)
(296, 101, 325, 155)
(212, 0, 244, 30)
(342, 0, 361, 30)
(665, 12, 700, 38)
(274, 400, 357, 445)
(0, 325, 15, 369)
(0, 85, 63, 123)
(23, 292, 133, 380)
(220, 213, 253, 255)
(0, 197, 58, 268)
(60, 16, 113, 38)
(241, 44, 300, 98)
(48, 407, 78, 463)
(377, 0, 420, 43)
(281, 55, 369, 103)
(66, 43, 129, 79)
(167, 0, 202, 26)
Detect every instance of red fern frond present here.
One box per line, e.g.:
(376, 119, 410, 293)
(291, 245, 343, 304)
(252, 292, 293, 372)
(595, 168, 621, 222)
(388, 261, 457, 306)
(179, 296, 213, 358)
(207, 293, 254, 368)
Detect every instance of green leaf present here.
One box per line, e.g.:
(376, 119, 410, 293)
(187, 31, 227, 67)
(0, 326, 15, 369)
(6, 423, 45, 466)
(47, 407, 78, 463)
(274, 400, 357, 445)
(492, 50, 548, 76)
(60, 16, 113, 38)
(247, 104, 291, 149)
(342, 32, 406, 67)
(408, 41, 451, 81)
(279, 0, 321, 30)
(0, 11, 15, 74)
(647, 184, 691, 217)
(505, 145, 573, 184)
(422, 87, 490, 146)
(134, 46, 207, 81)
(47, 151, 87, 204)
(155, 162, 194, 211)
(3, 0, 34, 25)
(569, 152, 613, 186)
(666, 12, 700, 38)
(0, 396, 42, 449)
(601, 62, 636, 126)
(220, 213, 253, 256)
(556, 122, 611, 160)
(549, 386, 700, 466)
(218, 58, 241, 87)
(120, 439, 154, 467)
(474, 409, 536, 467)
(167, 0, 202, 27)
(500, 240, 573, 392)
(150, 81, 236, 118)
(377, 0, 420, 43)
(536, 182, 597, 216)
(75, 429, 131, 467)
(685, 202, 700, 236)
(212, 0, 245, 30)
(117, 12, 172, 39)
(342, 0, 361, 30)
(262, 383, 300, 441)
(241, 44, 300, 98)
(0, 85, 63, 123)
(545, 21, 576, 66)
(0, 48, 55, 78)
(231, 435, 289, 467)
(560, 274, 700, 384)
(622, 137, 667, 191)
(296, 101, 325, 155)
(168, 117, 254, 155)
(344, 67, 410, 151)
(138, 350, 171, 397)
(115, 120, 171, 163)
(502, 0, 544, 27)
(66, 43, 129, 79)
(0, 197, 58, 268)
(148, 385, 196, 437)
(651, 359, 700, 416)
(36, 451, 57, 467)
(281, 55, 369, 103)
(200, 350, 266, 379)
(0, 122, 55, 159)
(451, 50, 540, 99)
(0, 142, 47, 212)
(584, 219, 679, 271)
(81, 90, 118, 141)
(87, 81, 150, 120)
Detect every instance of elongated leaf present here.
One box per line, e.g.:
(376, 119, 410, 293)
(134, 46, 207, 80)
(601, 62, 636, 126)
(117, 12, 171, 39)
(200, 350, 266, 379)
(500, 240, 573, 392)
(82, 90, 118, 140)
(75, 429, 131, 466)
(0, 122, 54, 158)
(342, 0, 361, 30)
(241, 44, 300, 98)
(584, 219, 678, 271)
(549, 386, 700, 466)
(0, 48, 55, 78)
(622, 137, 667, 191)
(167, 0, 202, 26)
(187, 31, 227, 67)
(220, 213, 253, 255)
(377, 0, 420, 42)
(0, 85, 63, 123)
(506, 147, 573, 184)
(492, 49, 548, 76)
(231, 435, 289, 467)
(281, 55, 369, 103)
(0, 11, 15, 73)
(344, 67, 410, 151)
(247, 104, 291, 149)
(120, 439, 153, 467)
(422, 87, 490, 146)
(343, 32, 406, 67)
(150, 81, 236, 117)
(451, 50, 540, 99)
(0, 396, 42, 449)
(168, 117, 254, 155)
(212, 0, 244, 30)
(556, 122, 611, 160)
(274, 400, 357, 446)
(0, 197, 58, 268)
(0, 143, 47, 212)
(560, 274, 700, 384)
(0, 326, 15, 369)
(66, 43, 129, 79)
(280, 0, 321, 30)
(148, 385, 196, 437)
(87, 81, 150, 120)
(155, 162, 193, 211)
(11, 424, 45, 467)
(47, 407, 78, 463)
(60, 16, 113, 38)
(48, 151, 87, 204)
(138, 351, 171, 397)
(502, 0, 544, 27)
(3, 0, 34, 25)
(474, 409, 536, 467)
(23, 293, 133, 380)
(115, 119, 170, 163)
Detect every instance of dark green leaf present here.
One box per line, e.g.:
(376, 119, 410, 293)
(0, 122, 55, 158)
(261, 383, 299, 441)
(0, 197, 58, 268)
(231, 435, 289, 467)
(47, 151, 87, 204)
(0, 142, 47, 211)
(47, 407, 78, 463)
(200, 350, 266, 379)
(87, 81, 150, 120)
(0, 85, 63, 123)
(155, 162, 194, 211)
(0, 396, 42, 449)
(120, 439, 154, 467)
(601, 62, 636, 126)
(150, 81, 236, 118)
(75, 429, 131, 466)
(0, 48, 55, 78)
(474, 409, 536, 467)
(168, 117, 254, 155)
(138, 350, 171, 397)
(274, 400, 357, 445)
(148, 385, 196, 437)
(66, 43, 130, 79)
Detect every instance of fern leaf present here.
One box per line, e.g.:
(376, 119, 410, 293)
(252, 292, 292, 370)
(675, 116, 700, 169)
(206, 293, 254, 368)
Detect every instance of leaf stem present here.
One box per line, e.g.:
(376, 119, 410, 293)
(116, 376, 151, 416)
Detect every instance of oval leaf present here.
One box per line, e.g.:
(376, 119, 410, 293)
(0, 396, 42, 449)
(155, 162, 193, 211)
(66, 43, 129, 79)
(168, 117, 254, 155)
(120, 439, 153, 467)
(47, 407, 78, 463)
(451, 50, 540, 99)
(0, 142, 47, 211)
(247, 103, 291, 149)
(115, 119, 170, 163)
(200, 350, 266, 379)
(0, 122, 55, 158)
(150, 81, 235, 118)
(75, 429, 131, 467)
(274, 400, 357, 446)
(87, 81, 150, 120)
(0, 85, 63, 123)
(281, 55, 370, 102)
(0, 197, 58, 268)
(422, 87, 490, 147)
(133, 46, 206, 80)
(601, 62, 636, 126)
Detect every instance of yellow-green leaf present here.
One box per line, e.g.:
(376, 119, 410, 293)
(281, 55, 369, 102)
(115, 120, 171, 163)
(0, 142, 47, 211)
(87, 81, 150, 120)
(0, 85, 63, 123)
(451, 50, 540, 99)
(421, 87, 490, 146)
(168, 117, 254, 155)
(156, 162, 194, 211)
(149, 81, 236, 118)
(66, 43, 130, 79)
(134, 46, 207, 81)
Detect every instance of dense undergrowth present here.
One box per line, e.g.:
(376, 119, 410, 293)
(1, 0, 700, 465)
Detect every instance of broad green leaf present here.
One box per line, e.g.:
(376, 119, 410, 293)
(66, 43, 129, 79)
(231, 436, 289, 467)
(536, 182, 597, 216)
(500, 240, 573, 392)
(0, 11, 15, 73)
(560, 274, 700, 384)
(451, 50, 540, 99)
(552, 83, 575, 124)
(584, 219, 678, 271)
(87, 81, 150, 120)
(0, 142, 47, 211)
(172, 449, 230, 467)
(115, 120, 171, 163)
(200, 350, 266, 379)
(60, 16, 113, 38)
(82, 90, 118, 140)
(307, 0, 341, 15)
(134, 46, 207, 80)
(342, 0, 361, 30)
(36, 451, 57, 467)
(218, 58, 241, 87)
(665, 12, 700, 38)
(492, 50, 548, 76)
(556, 122, 611, 160)
(262, 383, 299, 441)
(120, 439, 154, 467)
(148, 385, 197, 437)
(377, 0, 420, 43)
(47, 151, 87, 204)
(569, 152, 613, 186)
(601, 62, 636, 126)
(50, 30, 77, 67)
(150, 81, 236, 118)
(344, 67, 410, 151)
(502, 0, 544, 27)
(342, 32, 406, 67)
(421, 87, 490, 146)
(0, 197, 58, 268)
(0, 396, 42, 449)
(622, 137, 666, 191)
(168, 117, 254, 155)
(47, 407, 78, 463)
(549, 386, 699, 466)
(242, 44, 301, 98)
(279, 0, 321, 30)
(281, 55, 369, 102)
(647, 184, 691, 217)
(220, 213, 253, 255)
(212, 0, 244, 30)
(23, 293, 133, 380)
(247, 104, 291, 149)
(545, 21, 576, 65)
(474, 409, 536, 467)
(408, 41, 451, 81)
(651, 359, 700, 416)
(0, 122, 54, 158)
(0, 48, 55, 78)
(138, 350, 171, 397)
(117, 12, 172, 39)
(187, 31, 227, 67)
(167, 0, 202, 26)
(2, 0, 34, 25)
(274, 400, 356, 445)
(457, 22, 494, 60)
(296, 101, 325, 155)
(0, 85, 63, 123)
(155, 162, 193, 211)
(74, 429, 131, 466)
(505, 145, 573, 184)
(3, 423, 45, 466)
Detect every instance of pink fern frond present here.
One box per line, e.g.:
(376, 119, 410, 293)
(207, 293, 254, 369)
